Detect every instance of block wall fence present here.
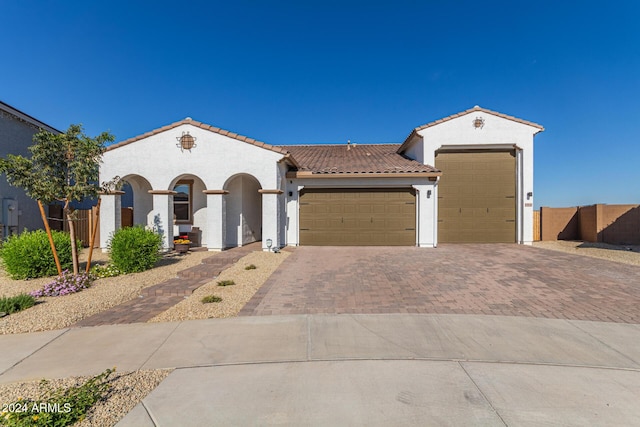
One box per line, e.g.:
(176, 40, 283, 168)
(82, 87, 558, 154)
(539, 204, 640, 245)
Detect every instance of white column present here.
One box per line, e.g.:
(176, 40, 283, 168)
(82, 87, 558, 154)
(99, 191, 123, 251)
(148, 190, 175, 250)
(522, 145, 534, 245)
(204, 190, 227, 251)
(413, 181, 438, 248)
(285, 184, 303, 246)
(260, 189, 283, 251)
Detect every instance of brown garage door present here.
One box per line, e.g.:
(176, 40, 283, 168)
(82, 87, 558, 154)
(436, 151, 516, 243)
(299, 188, 416, 246)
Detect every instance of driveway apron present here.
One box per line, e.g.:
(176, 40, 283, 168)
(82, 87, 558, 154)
(240, 244, 640, 323)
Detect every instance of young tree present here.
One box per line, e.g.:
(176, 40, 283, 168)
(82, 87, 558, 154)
(0, 125, 114, 275)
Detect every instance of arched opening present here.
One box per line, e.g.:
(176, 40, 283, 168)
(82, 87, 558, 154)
(168, 174, 207, 246)
(224, 174, 262, 247)
(121, 175, 152, 227)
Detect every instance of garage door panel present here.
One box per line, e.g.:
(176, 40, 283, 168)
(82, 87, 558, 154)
(436, 151, 516, 243)
(299, 189, 415, 246)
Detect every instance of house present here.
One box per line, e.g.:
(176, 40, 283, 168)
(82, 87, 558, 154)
(99, 106, 543, 251)
(0, 101, 61, 238)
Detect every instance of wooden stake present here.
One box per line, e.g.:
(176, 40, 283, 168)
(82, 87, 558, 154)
(37, 200, 62, 276)
(85, 198, 101, 273)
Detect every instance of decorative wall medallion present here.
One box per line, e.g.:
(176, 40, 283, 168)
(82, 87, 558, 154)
(176, 131, 197, 152)
(473, 116, 485, 129)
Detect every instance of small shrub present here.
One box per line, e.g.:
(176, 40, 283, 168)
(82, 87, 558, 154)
(90, 263, 122, 278)
(201, 295, 222, 303)
(217, 280, 235, 287)
(108, 226, 162, 273)
(0, 230, 79, 279)
(30, 271, 94, 297)
(244, 264, 257, 270)
(0, 294, 36, 314)
(0, 368, 114, 426)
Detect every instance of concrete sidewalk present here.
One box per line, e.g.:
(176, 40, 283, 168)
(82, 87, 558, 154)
(2, 314, 640, 425)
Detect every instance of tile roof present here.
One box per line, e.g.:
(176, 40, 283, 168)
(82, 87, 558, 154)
(106, 118, 290, 156)
(399, 105, 544, 153)
(280, 144, 440, 175)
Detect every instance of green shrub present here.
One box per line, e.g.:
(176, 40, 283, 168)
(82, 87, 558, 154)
(217, 280, 235, 287)
(0, 294, 36, 314)
(0, 230, 78, 279)
(108, 226, 162, 273)
(201, 295, 222, 303)
(244, 264, 257, 270)
(0, 368, 114, 426)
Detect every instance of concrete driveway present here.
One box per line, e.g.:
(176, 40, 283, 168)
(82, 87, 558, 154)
(240, 244, 640, 323)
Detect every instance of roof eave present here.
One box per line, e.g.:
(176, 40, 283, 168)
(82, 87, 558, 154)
(286, 171, 442, 179)
(398, 106, 544, 153)
(106, 118, 288, 155)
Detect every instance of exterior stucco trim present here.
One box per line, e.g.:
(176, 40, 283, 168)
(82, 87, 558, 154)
(286, 171, 442, 179)
(148, 190, 177, 195)
(398, 106, 544, 153)
(202, 190, 229, 195)
(106, 118, 291, 157)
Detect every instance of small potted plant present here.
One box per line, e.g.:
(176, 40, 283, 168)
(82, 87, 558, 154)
(173, 238, 191, 254)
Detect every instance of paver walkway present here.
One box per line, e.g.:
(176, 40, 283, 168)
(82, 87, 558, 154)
(75, 243, 260, 327)
(240, 244, 640, 323)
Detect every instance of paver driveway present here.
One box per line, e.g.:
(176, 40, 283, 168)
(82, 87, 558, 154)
(240, 244, 640, 323)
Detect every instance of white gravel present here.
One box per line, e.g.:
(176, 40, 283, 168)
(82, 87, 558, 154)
(0, 369, 171, 427)
(533, 240, 640, 266)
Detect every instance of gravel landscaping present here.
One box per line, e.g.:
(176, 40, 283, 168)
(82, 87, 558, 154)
(0, 369, 171, 426)
(149, 250, 290, 322)
(0, 250, 214, 334)
(533, 240, 640, 266)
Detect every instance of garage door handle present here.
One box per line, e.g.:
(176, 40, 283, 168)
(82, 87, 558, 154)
(300, 228, 310, 230)
(371, 217, 373, 223)
(405, 228, 415, 231)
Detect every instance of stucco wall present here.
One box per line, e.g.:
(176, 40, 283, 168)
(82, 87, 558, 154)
(101, 123, 283, 192)
(410, 110, 541, 244)
(100, 122, 286, 250)
(285, 176, 438, 247)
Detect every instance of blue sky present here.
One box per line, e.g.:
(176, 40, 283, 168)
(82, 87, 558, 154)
(1, 0, 639, 209)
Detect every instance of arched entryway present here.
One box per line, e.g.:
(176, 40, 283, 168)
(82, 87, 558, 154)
(121, 175, 153, 227)
(168, 174, 207, 246)
(224, 174, 262, 247)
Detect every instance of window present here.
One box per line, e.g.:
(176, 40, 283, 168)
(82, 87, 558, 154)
(173, 180, 193, 223)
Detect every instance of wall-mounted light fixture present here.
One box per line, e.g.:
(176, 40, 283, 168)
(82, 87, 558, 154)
(473, 117, 485, 129)
(527, 192, 533, 200)
(176, 132, 197, 152)
(266, 238, 273, 251)
(427, 190, 432, 198)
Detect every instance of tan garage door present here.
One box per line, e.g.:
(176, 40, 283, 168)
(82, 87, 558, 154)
(436, 151, 516, 243)
(299, 189, 416, 245)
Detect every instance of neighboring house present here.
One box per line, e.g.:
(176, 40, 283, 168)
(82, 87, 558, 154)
(99, 106, 543, 251)
(0, 101, 61, 238)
